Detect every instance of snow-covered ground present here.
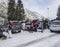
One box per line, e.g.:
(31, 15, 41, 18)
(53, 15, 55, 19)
(25, 34, 60, 47)
(0, 29, 56, 47)
(53, 41, 60, 47)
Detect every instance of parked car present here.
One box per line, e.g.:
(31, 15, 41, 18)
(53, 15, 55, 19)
(37, 21, 43, 32)
(0, 25, 3, 37)
(1, 25, 8, 32)
(50, 20, 60, 32)
(9, 21, 21, 33)
(0, 25, 7, 39)
(25, 22, 31, 30)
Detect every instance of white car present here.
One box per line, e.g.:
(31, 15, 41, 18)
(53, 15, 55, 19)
(50, 20, 60, 32)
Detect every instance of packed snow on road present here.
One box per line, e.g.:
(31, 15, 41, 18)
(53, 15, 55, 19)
(0, 29, 60, 47)
(24, 34, 60, 47)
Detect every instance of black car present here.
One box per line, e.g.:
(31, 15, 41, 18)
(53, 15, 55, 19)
(0, 25, 3, 37)
(10, 21, 21, 33)
(1, 25, 8, 32)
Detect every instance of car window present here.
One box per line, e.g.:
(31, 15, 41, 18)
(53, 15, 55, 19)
(1, 25, 8, 28)
(26, 22, 31, 25)
(51, 22, 60, 25)
(13, 22, 20, 25)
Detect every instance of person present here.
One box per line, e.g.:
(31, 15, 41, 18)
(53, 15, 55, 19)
(8, 21, 13, 38)
(47, 21, 50, 29)
(34, 22, 39, 32)
(0, 27, 7, 40)
(43, 22, 46, 29)
(41, 22, 43, 33)
(31, 22, 35, 31)
(22, 22, 25, 30)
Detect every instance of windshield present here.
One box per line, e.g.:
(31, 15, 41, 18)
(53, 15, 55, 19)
(51, 22, 60, 25)
(1, 25, 8, 28)
(13, 22, 20, 25)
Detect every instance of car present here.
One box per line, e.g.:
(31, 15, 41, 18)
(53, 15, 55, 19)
(1, 25, 8, 32)
(25, 22, 31, 30)
(0, 25, 8, 38)
(9, 21, 21, 33)
(50, 20, 60, 32)
(37, 21, 43, 32)
(0, 25, 3, 37)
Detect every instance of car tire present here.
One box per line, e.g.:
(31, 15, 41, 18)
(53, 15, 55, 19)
(50, 30, 53, 32)
(18, 30, 21, 32)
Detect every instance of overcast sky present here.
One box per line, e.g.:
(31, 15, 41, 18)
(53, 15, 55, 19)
(20, 0, 60, 20)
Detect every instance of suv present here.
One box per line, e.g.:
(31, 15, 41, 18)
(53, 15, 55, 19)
(9, 21, 21, 33)
(50, 20, 60, 32)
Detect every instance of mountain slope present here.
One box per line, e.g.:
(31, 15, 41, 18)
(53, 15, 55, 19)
(25, 9, 44, 20)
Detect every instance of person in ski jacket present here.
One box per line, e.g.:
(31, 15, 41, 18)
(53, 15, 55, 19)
(30, 22, 35, 31)
(22, 22, 26, 30)
(34, 22, 39, 32)
(31, 22, 34, 28)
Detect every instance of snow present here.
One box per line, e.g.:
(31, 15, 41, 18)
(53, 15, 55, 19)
(25, 34, 60, 47)
(0, 29, 55, 47)
(52, 41, 60, 47)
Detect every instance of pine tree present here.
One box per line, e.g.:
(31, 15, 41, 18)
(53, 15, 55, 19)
(7, 0, 15, 21)
(57, 5, 60, 19)
(16, 0, 25, 21)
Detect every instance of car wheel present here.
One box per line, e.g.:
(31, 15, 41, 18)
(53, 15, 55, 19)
(50, 30, 53, 32)
(18, 30, 21, 32)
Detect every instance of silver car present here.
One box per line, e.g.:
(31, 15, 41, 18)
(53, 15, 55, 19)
(50, 20, 60, 32)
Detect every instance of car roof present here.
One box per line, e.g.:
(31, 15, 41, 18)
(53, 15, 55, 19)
(52, 20, 60, 22)
(10, 21, 19, 22)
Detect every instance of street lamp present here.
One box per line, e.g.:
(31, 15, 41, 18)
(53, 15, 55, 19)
(47, 8, 49, 19)
(47, 8, 50, 29)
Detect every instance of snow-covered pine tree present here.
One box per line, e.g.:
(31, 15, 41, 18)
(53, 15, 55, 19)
(16, 0, 25, 21)
(7, 0, 15, 21)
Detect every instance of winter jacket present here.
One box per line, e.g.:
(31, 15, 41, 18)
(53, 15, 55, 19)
(31, 23, 34, 28)
(22, 23, 25, 29)
(34, 22, 39, 28)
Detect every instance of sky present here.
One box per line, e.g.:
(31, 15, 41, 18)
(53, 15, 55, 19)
(20, 0, 60, 20)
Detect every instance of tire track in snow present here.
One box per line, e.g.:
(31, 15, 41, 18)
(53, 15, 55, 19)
(52, 41, 60, 47)
(16, 34, 58, 47)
